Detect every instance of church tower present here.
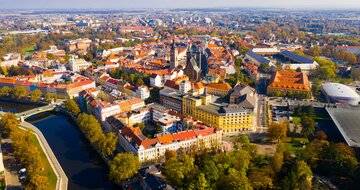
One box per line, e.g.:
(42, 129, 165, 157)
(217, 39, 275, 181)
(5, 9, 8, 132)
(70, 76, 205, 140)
(170, 38, 178, 69)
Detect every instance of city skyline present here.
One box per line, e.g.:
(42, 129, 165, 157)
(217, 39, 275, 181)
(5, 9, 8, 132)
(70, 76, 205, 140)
(1, 0, 360, 9)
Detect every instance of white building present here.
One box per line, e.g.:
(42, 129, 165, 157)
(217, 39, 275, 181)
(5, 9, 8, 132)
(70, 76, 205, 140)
(70, 57, 92, 72)
(150, 74, 163, 87)
(321, 83, 360, 105)
(135, 86, 150, 100)
(158, 114, 182, 134)
(128, 109, 151, 125)
(94, 102, 121, 121)
(179, 80, 191, 95)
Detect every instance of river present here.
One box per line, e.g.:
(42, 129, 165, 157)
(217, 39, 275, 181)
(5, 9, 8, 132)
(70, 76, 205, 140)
(0, 101, 117, 190)
(0, 100, 39, 113)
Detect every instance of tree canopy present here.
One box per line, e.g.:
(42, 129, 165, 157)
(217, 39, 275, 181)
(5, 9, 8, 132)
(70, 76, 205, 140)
(65, 98, 80, 116)
(109, 153, 140, 185)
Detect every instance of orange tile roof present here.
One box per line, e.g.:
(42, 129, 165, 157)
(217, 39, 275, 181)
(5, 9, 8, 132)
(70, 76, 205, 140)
(157, 134, 174, 145)
(194, 82, 205, 90)
(268, 70, 310, 91)
(206, 82, 232, 91)
(0, 77, 16, 84)
(172, 130, 197, 141)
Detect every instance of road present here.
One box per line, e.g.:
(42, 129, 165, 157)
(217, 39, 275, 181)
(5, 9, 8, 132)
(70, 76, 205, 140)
(19, 122, 68, 190)
(255, 76, 268, 133)
(2, 139, 22, 190)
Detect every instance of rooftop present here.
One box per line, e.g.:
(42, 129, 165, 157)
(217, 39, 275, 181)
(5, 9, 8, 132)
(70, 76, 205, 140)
(326, 107, 360, 147)
(246, 50, 270, 64)
(321, 82, 360, 99)
(280, 50, 314, 64)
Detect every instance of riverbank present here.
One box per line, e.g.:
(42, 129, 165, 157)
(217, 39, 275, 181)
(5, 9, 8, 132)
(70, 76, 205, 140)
(0, 97, 47, 106)
(27, 111, 116, 190)
(20, 121, 68, 190)
(56, 108, 111, 165)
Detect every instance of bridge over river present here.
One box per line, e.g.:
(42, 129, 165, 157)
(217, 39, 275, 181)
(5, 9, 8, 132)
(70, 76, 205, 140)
(17, 100, 65, 121)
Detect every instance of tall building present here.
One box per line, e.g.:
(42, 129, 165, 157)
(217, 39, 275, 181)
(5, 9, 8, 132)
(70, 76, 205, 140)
(184, 44, 203, 81)
(170, 39, 179, 69)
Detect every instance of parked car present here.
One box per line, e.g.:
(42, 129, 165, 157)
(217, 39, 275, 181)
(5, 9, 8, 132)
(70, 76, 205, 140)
(19, 168, 26, 174)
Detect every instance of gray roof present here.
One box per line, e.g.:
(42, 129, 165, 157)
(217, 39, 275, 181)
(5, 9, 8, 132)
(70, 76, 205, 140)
(238, 94, 256, 109)
(190, 57, 201, 73)
(231, 85, 255, 97)
(326, 107, 360, 147)
(280, 50, 314, 64)
(247, 51, 270, 64)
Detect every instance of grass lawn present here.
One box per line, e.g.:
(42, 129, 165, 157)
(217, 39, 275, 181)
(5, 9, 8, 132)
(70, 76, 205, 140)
(283, 137, 308, 155)
(222, 135, 241, 143)
(292, 116, 301, 126)
(31, 135, 57, 190)
(0, 178, 5, 190)
(21, 46, 37, 55)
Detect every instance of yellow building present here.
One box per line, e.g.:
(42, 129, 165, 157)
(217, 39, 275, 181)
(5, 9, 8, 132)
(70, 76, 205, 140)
(182, 95, 254, 133)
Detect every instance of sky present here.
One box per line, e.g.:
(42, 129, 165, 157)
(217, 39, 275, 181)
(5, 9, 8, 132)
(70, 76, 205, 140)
(1, 0, 360, 9)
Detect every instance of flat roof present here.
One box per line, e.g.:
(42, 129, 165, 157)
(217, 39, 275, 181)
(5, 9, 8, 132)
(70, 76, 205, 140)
(280, 50, 314, 64)
(247, 51, 270, 64)
(326, 107, 360, 147)
(322, 82, 360, 99)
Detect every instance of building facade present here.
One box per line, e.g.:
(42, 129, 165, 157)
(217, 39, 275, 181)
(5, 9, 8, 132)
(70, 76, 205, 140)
(182, 95, 254, 133)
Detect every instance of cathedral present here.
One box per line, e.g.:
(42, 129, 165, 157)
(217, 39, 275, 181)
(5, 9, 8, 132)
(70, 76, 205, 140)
(184, 44, 204, 81)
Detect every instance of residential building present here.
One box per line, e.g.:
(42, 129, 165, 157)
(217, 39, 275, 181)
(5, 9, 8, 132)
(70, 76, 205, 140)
(136, 86, 150, 100)
(118, 125, 222, 163)
(160, 88, 183, 113)
(205, 82, 232, 96)
(150, 74, 163, 87)
(70, 57, 92, 72)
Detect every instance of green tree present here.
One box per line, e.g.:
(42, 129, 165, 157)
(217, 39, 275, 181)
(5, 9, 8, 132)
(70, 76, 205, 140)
(268, 123, 287, 142)
(26, 173, 48, 190)
(109, 153, 140, 185)
(85, 52, 94, 61)
(0, 113, 19, 135)
(46, 53, 55, 60)
(218, 168, 252, 190)
(12, 86, 28, 99)
(0, 86, 11, 96)
(29, 89, 42, 102)
(293, 160, 313, 190)
(248, 168, 273, 190)
(65, 98, 80, 116)
(281, 171, 297, 190)
(77, 113, 104, 144)
(164, 154, 195, 187)
(155, 123, 163, 134)
(271, 152, 284, 174)
(135, 78, 144, 86)
(259, 63, 270, 73)
(195, 173, 209, 190)
(45, 92, 57, 102)
(98, 132, 118, 157)
(237, 134, 250, 145)
(300, 115, 316, 137)
(203, 160, 220, 183)
(165, 149, 176, 162)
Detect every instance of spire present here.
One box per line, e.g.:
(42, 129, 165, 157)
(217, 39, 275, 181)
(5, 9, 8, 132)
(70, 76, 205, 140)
(171, 34, 175, 48)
